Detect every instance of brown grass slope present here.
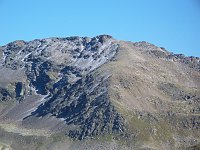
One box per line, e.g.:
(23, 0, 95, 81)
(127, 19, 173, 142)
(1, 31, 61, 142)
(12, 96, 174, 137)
(97, 40, 200, 149)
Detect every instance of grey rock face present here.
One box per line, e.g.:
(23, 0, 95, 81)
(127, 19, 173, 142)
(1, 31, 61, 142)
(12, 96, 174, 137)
(0, 35, 126, 139)
(181, 116, 200, 129)
(1, 35, 118, 71)
(26, 74, 126, 140)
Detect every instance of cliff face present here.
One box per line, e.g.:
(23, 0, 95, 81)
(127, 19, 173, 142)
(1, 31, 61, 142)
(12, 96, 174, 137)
(0, 35, 199, 150)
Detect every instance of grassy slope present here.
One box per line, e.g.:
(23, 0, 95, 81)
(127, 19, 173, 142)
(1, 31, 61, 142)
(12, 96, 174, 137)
(97, 41, 200, 149)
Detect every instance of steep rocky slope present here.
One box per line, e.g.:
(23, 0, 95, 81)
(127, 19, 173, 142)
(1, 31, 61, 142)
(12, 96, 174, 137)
(0, 35, 199, 150)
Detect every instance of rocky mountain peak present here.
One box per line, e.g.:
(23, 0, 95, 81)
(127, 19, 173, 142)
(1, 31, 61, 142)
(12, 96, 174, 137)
(0, 35, 199, 149)
(0, 35, 125, 140)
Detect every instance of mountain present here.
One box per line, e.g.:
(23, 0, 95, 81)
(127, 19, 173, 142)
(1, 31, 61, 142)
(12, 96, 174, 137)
(0, 35, 199, 150)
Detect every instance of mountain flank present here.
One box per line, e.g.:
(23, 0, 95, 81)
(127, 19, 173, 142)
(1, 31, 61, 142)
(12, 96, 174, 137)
(0, 35, 199, 150)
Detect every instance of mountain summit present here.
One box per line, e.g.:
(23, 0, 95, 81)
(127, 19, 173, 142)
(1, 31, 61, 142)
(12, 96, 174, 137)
(0, 35, 199, 150)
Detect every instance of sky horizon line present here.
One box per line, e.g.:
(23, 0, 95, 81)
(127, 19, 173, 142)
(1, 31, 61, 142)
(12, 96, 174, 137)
(1, 0, 200, 57)
(1, 33, 199, 58)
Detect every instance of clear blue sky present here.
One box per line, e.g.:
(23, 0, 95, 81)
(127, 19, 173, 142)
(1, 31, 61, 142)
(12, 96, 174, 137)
(0, 0, 200, 56)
